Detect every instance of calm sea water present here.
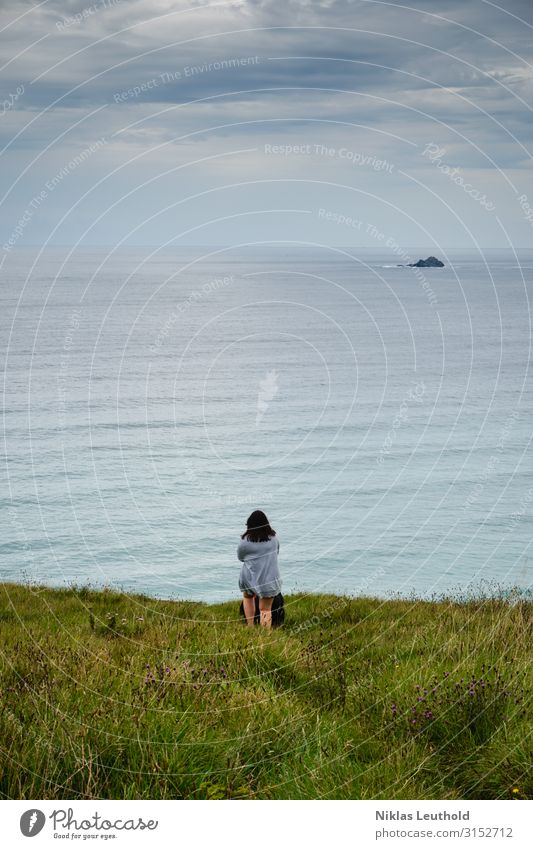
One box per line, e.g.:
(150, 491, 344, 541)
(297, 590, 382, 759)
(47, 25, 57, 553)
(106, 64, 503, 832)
(1, 247, 532, 602)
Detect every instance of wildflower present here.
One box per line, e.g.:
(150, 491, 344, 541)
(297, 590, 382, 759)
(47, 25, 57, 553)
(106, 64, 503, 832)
(512, 788, 520, 794)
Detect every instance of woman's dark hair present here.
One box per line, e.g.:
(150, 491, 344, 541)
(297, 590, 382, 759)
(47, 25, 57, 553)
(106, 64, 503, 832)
(242, 510, 276, 542)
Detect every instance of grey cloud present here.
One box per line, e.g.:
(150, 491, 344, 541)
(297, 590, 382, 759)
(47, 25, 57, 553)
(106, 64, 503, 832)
(1, 0, 532, 247)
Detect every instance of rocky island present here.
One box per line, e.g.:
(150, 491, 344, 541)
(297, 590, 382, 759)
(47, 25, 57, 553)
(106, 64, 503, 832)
(405, 256, 445, 268)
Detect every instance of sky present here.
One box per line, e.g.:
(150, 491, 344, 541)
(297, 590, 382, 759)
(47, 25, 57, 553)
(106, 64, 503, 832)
(1, 0, 533, 251)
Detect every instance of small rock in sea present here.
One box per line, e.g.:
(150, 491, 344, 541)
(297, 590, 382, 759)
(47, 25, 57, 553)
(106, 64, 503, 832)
(407, 256, 445, 268)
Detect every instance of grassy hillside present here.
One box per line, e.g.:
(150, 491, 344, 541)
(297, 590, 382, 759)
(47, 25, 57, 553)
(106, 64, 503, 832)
(0, 582, 531, 800)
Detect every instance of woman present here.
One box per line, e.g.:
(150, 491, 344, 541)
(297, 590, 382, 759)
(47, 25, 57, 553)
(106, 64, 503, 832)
(238, 510, 281, 628)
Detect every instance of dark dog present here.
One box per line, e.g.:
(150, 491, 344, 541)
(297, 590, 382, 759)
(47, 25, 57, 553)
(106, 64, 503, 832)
(239, 593, 285, 627)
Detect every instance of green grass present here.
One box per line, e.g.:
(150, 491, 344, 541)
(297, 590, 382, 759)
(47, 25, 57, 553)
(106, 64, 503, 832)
(0, 582, 531, 800)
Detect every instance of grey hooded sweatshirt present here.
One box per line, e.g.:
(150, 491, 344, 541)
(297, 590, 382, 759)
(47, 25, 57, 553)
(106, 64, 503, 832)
(237, 535, 281, 598)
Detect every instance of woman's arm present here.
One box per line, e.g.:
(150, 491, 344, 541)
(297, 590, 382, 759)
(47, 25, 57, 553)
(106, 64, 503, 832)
(237, 539, 250, 561)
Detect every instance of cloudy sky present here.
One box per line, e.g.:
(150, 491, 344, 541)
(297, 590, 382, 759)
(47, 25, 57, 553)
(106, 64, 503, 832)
(1, 0, 533, 250)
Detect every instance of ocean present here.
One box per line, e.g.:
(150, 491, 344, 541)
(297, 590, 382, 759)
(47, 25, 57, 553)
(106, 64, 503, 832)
(1, 246, 532, 602)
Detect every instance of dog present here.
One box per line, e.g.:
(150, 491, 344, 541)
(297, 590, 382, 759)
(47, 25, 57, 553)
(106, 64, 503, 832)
(239, 593, 285, 627)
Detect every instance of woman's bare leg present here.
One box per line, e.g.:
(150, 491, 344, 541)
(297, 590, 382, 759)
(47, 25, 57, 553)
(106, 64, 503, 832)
(242, 593, 256, 626)
(259, 596, 274, 628)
